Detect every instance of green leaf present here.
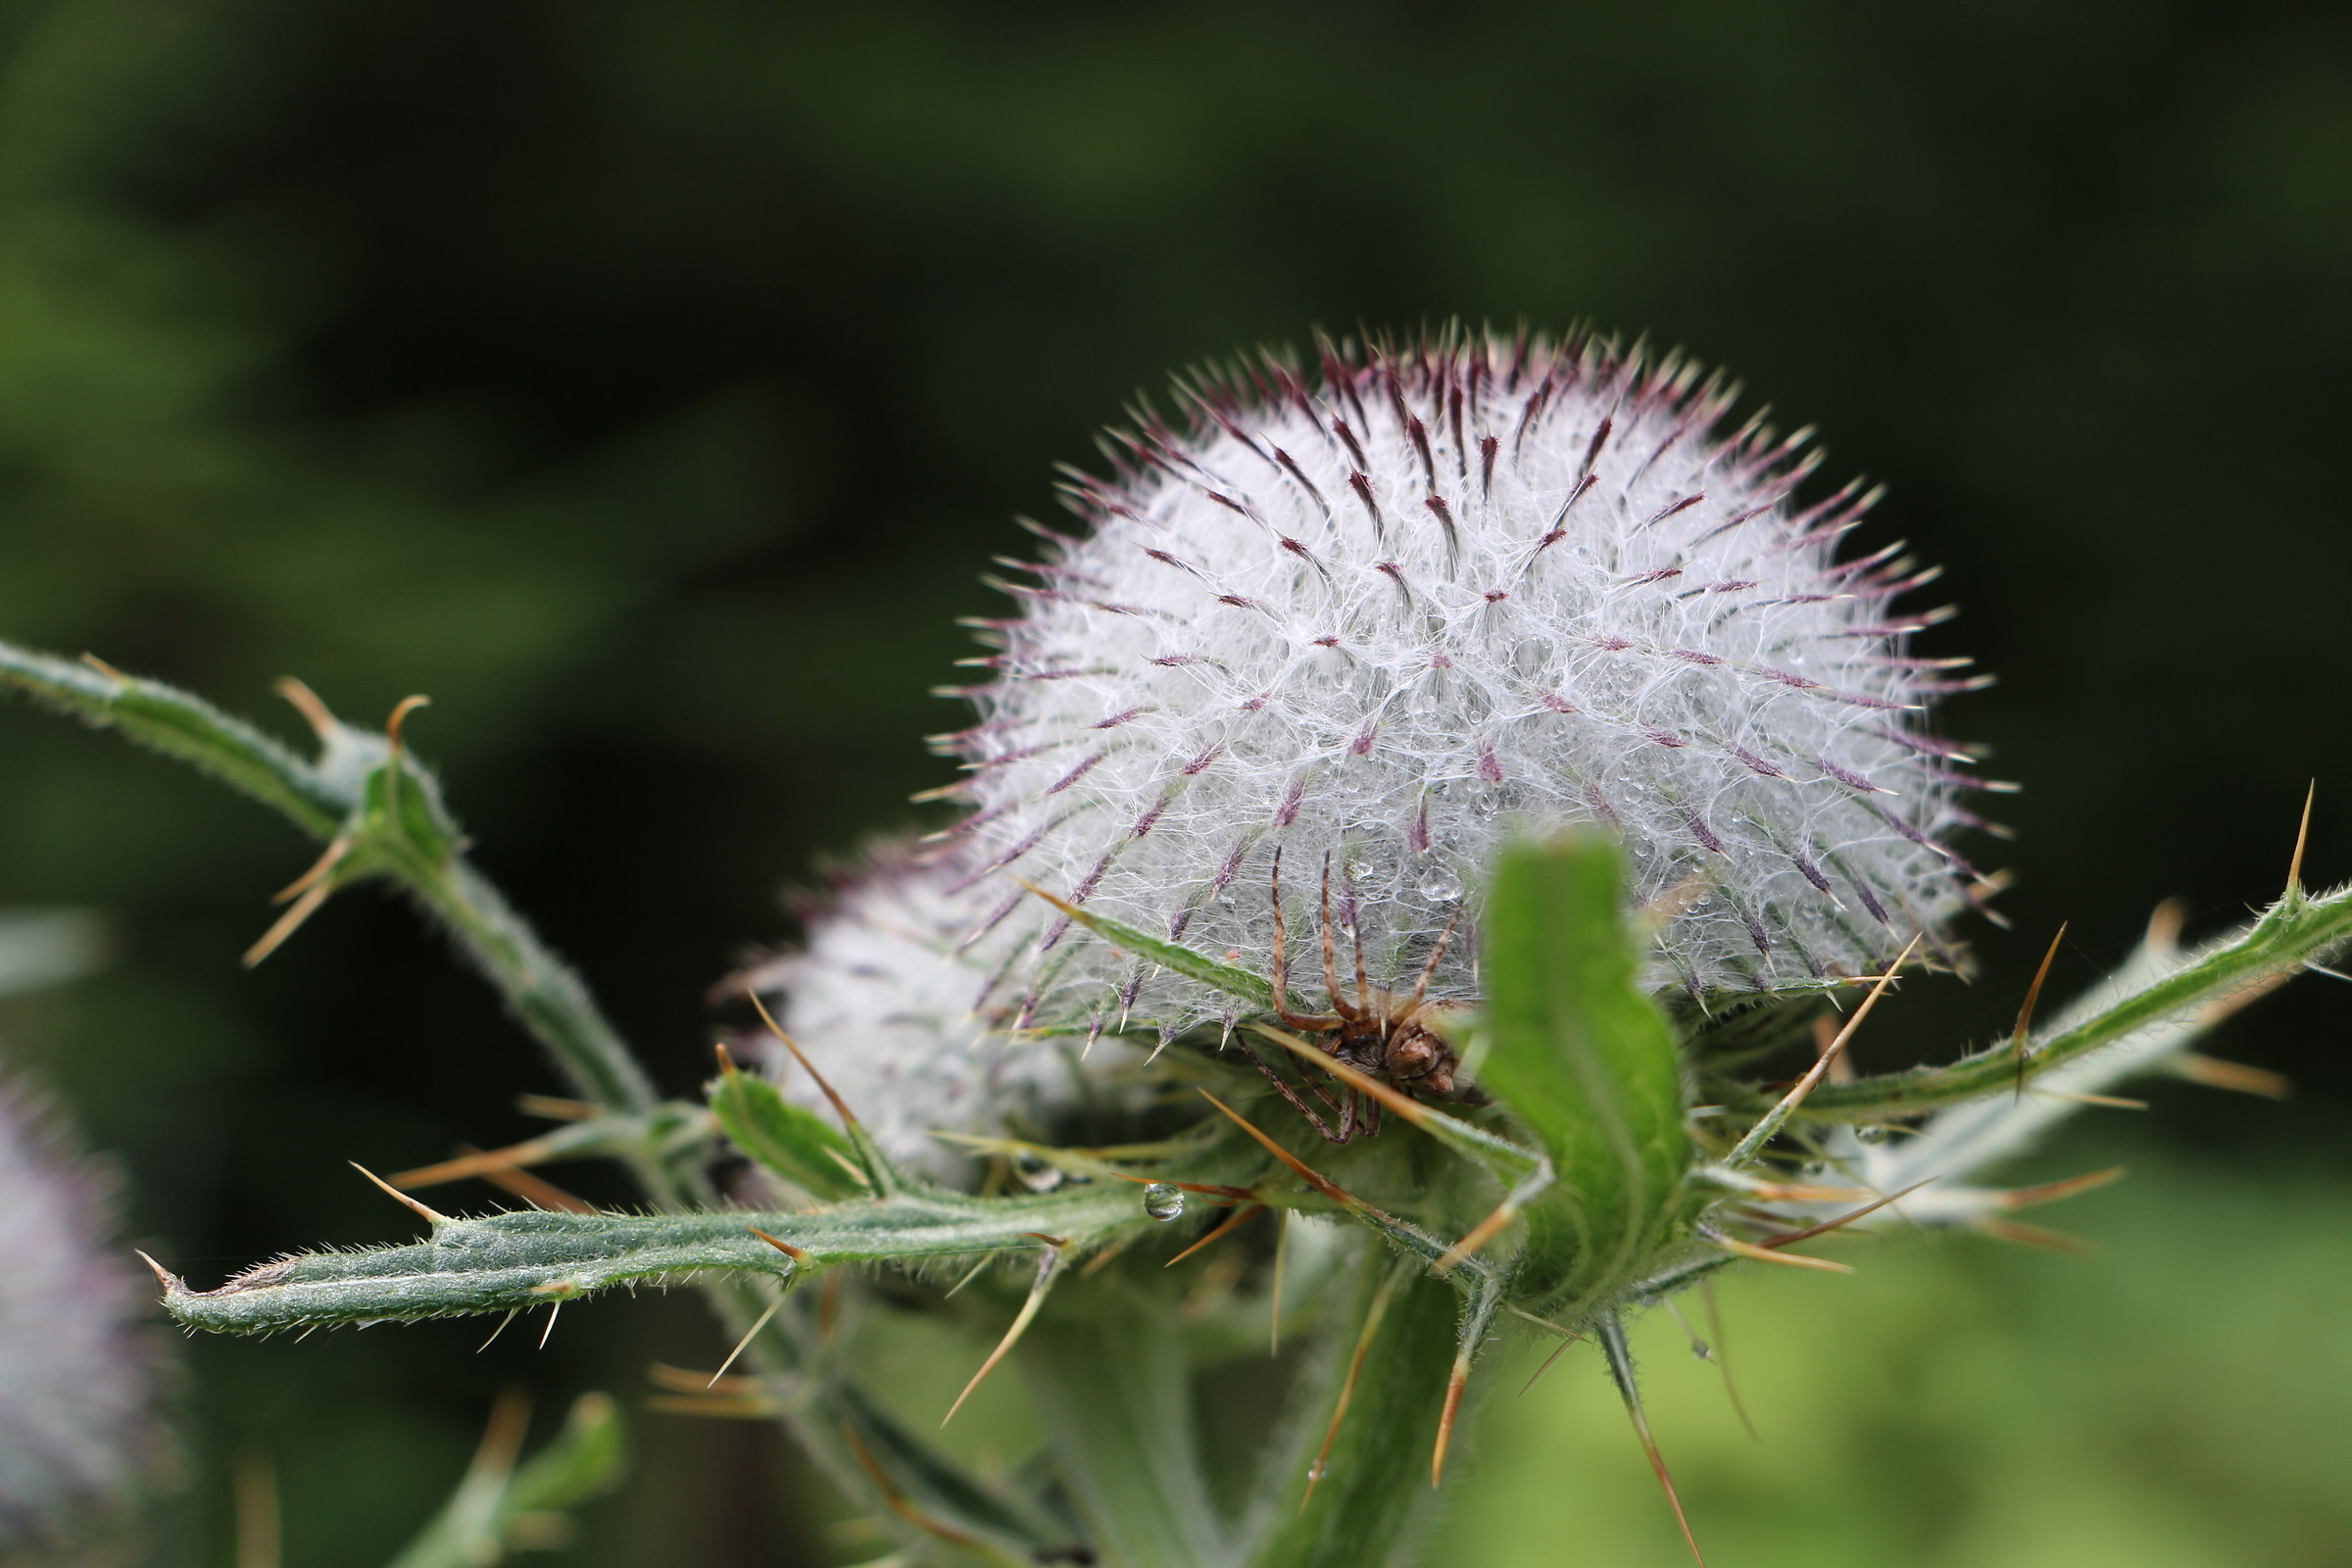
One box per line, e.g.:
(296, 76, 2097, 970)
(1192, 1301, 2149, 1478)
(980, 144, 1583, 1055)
(1020, 880, 1276, 1011)
(708, 1059, 868, 1200)
(1474, 833, 1691, 1316)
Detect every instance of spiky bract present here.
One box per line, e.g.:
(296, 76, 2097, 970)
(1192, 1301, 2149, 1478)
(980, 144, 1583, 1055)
(937, 328, 1978, 1042)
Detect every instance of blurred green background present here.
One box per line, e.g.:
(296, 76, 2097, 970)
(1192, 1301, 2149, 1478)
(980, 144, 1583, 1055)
(0, 0, 2344, 1562)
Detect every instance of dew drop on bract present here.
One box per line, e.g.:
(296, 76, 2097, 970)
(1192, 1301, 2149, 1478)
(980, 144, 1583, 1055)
(1013, 1152, 1065, 1193)
(1142, 1182, 1186, 1222)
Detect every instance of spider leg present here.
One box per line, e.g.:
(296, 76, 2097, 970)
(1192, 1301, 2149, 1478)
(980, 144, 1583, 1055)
(1270, 846, 1345, 1032)
(1342, 858, 1372, 1018)
(1247, 1039, 1345, 1142)
(1318, 853, 1361, 1023)
(1405, 906, 1464, 1011)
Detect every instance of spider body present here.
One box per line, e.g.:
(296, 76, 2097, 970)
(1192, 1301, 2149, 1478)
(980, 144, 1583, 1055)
(1256, 850, 1465, 1142)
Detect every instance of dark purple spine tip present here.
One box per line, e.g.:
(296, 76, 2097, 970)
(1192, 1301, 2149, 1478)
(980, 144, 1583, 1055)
(1683, 807, 1725, 854)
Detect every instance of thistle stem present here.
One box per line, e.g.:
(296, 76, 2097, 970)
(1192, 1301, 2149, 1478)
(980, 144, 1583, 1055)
(1798, 882, 2352, 1120)
(1019, 1279, 1231, 1568)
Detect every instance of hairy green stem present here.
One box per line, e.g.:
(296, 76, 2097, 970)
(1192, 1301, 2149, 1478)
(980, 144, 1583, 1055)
(1800, 881, 2352, 1120)
(1241, 1255, 1460, 1568)
(1021, 1281, 1232, 1568)
(0, 642, 1055, 1560)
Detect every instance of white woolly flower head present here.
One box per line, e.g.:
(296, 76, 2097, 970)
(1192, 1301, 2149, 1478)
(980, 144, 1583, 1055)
(0, 1078, 161, 1545)
(747, 842, 1147, 1183)
(932, 328, 1982, 1042)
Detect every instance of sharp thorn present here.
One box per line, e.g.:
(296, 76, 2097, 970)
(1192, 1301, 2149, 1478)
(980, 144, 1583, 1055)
(2288, 780, 2318, 894)
(2174, 1054, 2291, 1100)
(351, 1162, 449, 1225)
(1996, 1165, 2125, 1210)
(1702, 1226, 1854, 1274)
(1197, 1090, 1369, 1211)
(273, 675, 339, 742)
(1270, 1208, 1289, 1356)
(1729, 933, 1919, 1164)
(1300, 1262, 1404, 1510)
(710, 1295, 786, 1387)
(1598, 1315, 1706, 1566)
(1164, 1202, 1266, 1266)
(943, 1243, 1061, 1427)
(1430, 1353, 1469, 1488)
(132, 1249, 182, 1294)
(476, 1310, 518, 1353)
(242, 882, 334, 967)
(1517, 1334, 1578, 1397)
(746, 992, 868, 1134)
(2013, 922, 2069, 1103)
(384, 694, 431, 754)
(271, 837, 351, 904)
(747, 1227, 808, 1263)
(392, 1137, 564, 1191)
(1753, 1177, 1936, 1248)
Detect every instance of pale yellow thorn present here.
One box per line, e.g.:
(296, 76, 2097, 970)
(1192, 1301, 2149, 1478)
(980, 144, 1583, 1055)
(2288, 780, 2318, 894)
(272, 675, 339, 743)
(709, 1294, 786, 1388)
(1707, 1230, 1855, 1275)
(350, 1162, 449, 1225)
(242, 881, 334, 968)
(384, 693, 431, 752)
(1247, 1023, 1432, 1130)
(942, 1245, 1061, 1427)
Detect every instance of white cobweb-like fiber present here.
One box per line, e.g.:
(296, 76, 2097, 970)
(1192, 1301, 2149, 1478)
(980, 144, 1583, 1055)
(931, 329, 1983, 1043)
(744, 844, 1147, 1182)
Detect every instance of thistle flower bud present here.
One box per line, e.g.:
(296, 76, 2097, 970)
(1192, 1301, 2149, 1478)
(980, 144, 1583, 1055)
(0, 1079, 161, 1545)
(937, 329, 1977, 1040)
(748, 844, 1143, 1181)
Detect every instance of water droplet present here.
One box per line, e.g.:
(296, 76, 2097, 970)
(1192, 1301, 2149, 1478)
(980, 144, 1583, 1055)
(1143, 1182, 1186, 1222)
(1418, 867, 1465, 904)
(1853, 1123, 1890, 1145)
(1012, 1152, 1064, 1193)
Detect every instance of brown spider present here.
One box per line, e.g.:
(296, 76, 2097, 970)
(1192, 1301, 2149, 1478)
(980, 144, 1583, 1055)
(1250, 847, 1465, 1143)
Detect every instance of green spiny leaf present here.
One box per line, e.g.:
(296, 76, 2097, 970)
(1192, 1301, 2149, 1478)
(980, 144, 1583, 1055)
(1019, 879, 1277, 1011)
(708, 1059, 869, 1200)
(1475, 833, 1691, 1315)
